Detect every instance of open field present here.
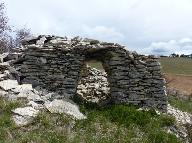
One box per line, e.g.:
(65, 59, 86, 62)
(164, 74, 192, 95)
(168, 96, 192, 113)
(86, 60, 104, 70)
(160, 57, 192, 75)
(160, 57, 192, 95)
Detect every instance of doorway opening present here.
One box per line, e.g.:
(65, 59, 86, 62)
(77, 59, 110, 104)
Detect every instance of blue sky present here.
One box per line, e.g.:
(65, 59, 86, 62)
(4, 0, 192, 55)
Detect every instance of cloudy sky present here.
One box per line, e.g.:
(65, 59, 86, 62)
(4, 0, 192, 55)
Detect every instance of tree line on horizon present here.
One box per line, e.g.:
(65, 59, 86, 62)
(0, 2, 32, 54)
(160, 53, 192, 58)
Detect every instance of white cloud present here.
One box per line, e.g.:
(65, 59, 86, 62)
(179, 38, 192, 44)
(82, 25, 125, 43)
(145, 38, 192, 55)
(3, 0, 192, 55)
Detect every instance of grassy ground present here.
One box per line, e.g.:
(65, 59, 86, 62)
(164, 74, 192, 95)
(160, 58, 192, 95)
(160, 57, 192, 75)
(0, 97, 181, 143)
(86, 60, 104, 71)
(168, 96, 192, 141)
(168, 96, 192, 113)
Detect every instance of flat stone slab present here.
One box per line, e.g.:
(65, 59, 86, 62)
(27, 101, 44, 110)
(12, 106, 39, 117)
(11, 84, 33, 93)
(45, 99, 86, 120)
(0, 79, 18, 90)
(17, 89, 43, 102)
(12, 106, 39, 126)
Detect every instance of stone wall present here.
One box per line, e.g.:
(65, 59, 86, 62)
(14, 35, 167, 111)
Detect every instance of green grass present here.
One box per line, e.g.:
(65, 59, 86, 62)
(168, 96, 192, 113)
(76, 103, 180, 143)
(0, 97, 182, 143)
(86, 60, 104, 71)
(160, 57, 192, 75)
(0, 97, 23, 142)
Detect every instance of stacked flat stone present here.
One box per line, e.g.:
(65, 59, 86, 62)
(14, 35, 167, 111)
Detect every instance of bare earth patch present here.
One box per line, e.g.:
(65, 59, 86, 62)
(165, 74, 192, 95)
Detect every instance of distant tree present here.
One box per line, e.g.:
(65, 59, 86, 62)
(160, 55, 168, 57)
(170, 53, 176, 57)
(170, 53, 179, 57)
(14, 27, 32, 47)
(0, 2, 33, 53)
(0, 3, 10, 35)
(180, 54, 190, 58)
(0, 2, 11, 53)
(190, 54, 192, 58)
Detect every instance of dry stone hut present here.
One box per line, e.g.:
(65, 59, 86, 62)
(14, 35, 167, 111)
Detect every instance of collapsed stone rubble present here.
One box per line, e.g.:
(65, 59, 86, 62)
(167, 104, 192, 125)
(167, 104, 192, 142)
(77, 66, 110, 103)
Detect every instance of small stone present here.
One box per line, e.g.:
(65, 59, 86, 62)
(17, 90, 42, 102)
(0, 52, 9, 63)
(7, 94, 18, 101)
(27, 101, 44, 110)
(0, 90, 8, 97)
(12, 115, 33, 126)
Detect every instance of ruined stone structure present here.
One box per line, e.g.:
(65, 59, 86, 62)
(14, 35, 167, 111)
